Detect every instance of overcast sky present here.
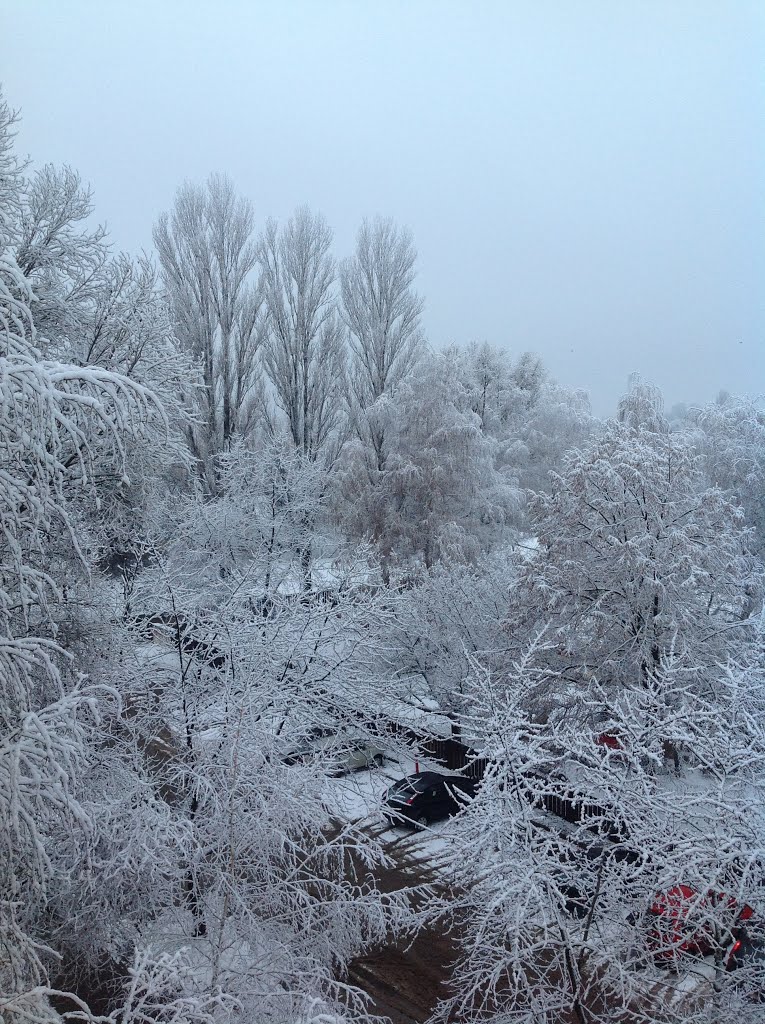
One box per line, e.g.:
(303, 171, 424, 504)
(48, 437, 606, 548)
(2, 1, 763, 414)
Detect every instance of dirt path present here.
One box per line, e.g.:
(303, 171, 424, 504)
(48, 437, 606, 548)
(345, 822, 461, 1024)
(348, 928, 458, 1024)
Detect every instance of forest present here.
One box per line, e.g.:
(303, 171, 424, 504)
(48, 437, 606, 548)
(1, 86, 764, 1024)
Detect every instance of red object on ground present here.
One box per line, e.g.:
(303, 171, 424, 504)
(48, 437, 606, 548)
(648, 884, 755, 964)
(596, 733, 622, 750)
(415, 760, 420, 773)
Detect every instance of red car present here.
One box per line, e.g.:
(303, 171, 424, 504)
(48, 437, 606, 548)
(647, 884, 755, 968)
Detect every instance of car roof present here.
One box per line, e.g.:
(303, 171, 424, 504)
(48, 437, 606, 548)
(405, 771, 476, 785)
(387, 771, 444, 789)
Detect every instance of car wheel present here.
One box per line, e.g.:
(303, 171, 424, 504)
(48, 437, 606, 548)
(373, 752, 385, 767)
(414, 813, 429, 829)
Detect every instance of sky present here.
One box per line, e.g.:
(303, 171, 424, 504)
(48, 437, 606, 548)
(1, 0, 763, 414)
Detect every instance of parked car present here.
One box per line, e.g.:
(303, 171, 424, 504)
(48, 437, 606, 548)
(283, 729, 386, 775)
(646, 884, 756, 968)
(382, 770, 478, 828)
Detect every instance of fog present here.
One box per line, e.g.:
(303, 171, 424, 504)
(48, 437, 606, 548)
(2, 0, 763, 412)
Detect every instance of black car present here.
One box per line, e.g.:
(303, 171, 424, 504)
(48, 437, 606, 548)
(382, 771, 478, 828)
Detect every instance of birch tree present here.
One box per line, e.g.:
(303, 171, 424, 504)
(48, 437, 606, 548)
(617, 371, 669, 432)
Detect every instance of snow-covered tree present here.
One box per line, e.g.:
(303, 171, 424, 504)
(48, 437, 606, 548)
(512, 419, 762, 717)
(337, 348, 519, 573)
(14, 163, 108, 353)
(459, 341, 519, 435)
(0, 93, 23, 229)
(0, 97, 166, 1020)
(438, 642, 765, 1024)
(616, 371, 669, 433)
(215, 435, 327, 595)
(257, 207, 347, 585)
(100, 493, 415, 1022)
(49, 250, 193, 577)
(340, 216, 424, 473)
(688, 391, 765, 557)
(384, 553, 518, 739)
(6, 154, 191, 573)
(508, 379, 594, 498)
(154, 175, 264, 486)
(259, 206, 346, 464)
